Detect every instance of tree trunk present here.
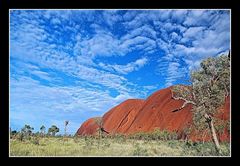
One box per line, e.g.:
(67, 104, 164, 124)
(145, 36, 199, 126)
(206, 115, 221, 154)
(65, 126, 66, 136)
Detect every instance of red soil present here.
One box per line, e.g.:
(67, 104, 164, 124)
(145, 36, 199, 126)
(76, 87, 230, 142)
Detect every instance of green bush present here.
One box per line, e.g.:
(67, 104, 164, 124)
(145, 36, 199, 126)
(17, 133, 24, 142)
(132, 143, 149, 156)
(128, 129, 178, 141)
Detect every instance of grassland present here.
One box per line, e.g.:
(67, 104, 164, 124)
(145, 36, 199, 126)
(10, 136, 230, 157)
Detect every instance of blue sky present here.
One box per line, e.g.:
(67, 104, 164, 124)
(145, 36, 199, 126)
(10, 10, 230, 135)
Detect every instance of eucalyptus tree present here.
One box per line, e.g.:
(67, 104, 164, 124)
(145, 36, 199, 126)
(171, 54, 230, 154)
(48, 125, 60, 136)
(40, 125, 46, 136)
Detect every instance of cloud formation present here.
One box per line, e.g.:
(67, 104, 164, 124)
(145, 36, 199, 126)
(99, 57, 148, 74)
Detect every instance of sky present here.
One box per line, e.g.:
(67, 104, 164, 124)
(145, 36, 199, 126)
(10, 9, 230, 135)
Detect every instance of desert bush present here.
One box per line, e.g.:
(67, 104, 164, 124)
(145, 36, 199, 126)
(31, 137, 40, 145)
(129, 132, 148, 140)
(180, 141, 229, 156)
(101, 139, 111, 148)
(17, 133, 24, 142)
(73, 137, 80, 143)
(84, 136, 94, 148)
(129, 129, 178, 141)
(112, 133, 127, 143)
(132, 143, 149, 156)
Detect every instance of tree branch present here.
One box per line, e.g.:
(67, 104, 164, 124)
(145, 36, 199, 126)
(171, 89, 196, 112)
(172, 100, 195, 112)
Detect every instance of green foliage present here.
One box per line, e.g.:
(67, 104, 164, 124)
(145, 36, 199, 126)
(21, 124, 34, 137)
(20, 124, 34, 140)
(128, 129, 178, 141)
(151, 129, 178, 140)
(11, 130, 17, 135)
(110, 133, 126, 143)
(192, 55, 229, 110)
(172, 54, 230, 133)
(40, 125, 46, 136)
(215, 121, 225, 134)
(129, 131, 149, 140)
(132, 143, 149, 156)
(171, 54, 230, 154)
(48, 125, 60, 136)
(181, 141, 230, 156)
(17, 132, 24, 142)
(172, 85, 193, 101)
(10, 130, 18, 139)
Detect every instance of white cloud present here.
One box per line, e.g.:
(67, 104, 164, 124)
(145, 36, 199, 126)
(74, 31, 126, 58)
(99, 57, 148, 75)
(170, 32, 181, 42)
(154, 10, 230, 86)
(51, 18, 61, 25)
(10, 10, 230, 102)
(74, 23, 158, 60)
(123, 10, 138, 22)
(182, 26, 205, 41)
(102, 10, 123, 28)
(10, 74, 137, 134)
(183, 10, 210, 26)
(31, 70, 52, 81)
(171, 10, 188, 22)
(121, 24, 157, 40)
(143, 85, 158, 90)
(165, 62, 188, 86)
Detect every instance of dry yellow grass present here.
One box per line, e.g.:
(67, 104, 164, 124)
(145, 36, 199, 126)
(10, 137, 230, 157)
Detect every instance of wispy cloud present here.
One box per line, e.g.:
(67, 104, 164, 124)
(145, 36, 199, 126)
(151, 10, 230, 86)
(99, 57, 148, 74)
(10, 74, 135, 134)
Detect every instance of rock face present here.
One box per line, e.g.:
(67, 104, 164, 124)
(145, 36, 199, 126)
(76, 87, 230, 142)
(102, 99, 145, 134)
(125, 87, 193, 135)
(76, 117, 99, 135)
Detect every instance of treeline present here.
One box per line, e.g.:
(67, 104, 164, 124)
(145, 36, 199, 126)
(10, 122, 72, 141)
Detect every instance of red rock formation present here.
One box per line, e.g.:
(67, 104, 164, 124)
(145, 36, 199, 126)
(76, 87, 230, 142)
(125, 87, 193, 135)
(102, 99, 145, 134)
(76, 117, 99, 135)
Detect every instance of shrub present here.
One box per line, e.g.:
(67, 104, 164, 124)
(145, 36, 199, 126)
(129, 129, 178, 141)
(132, 143, 148, 156)
(32, 137, 40, 145)
(17, 133, 24, 142)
